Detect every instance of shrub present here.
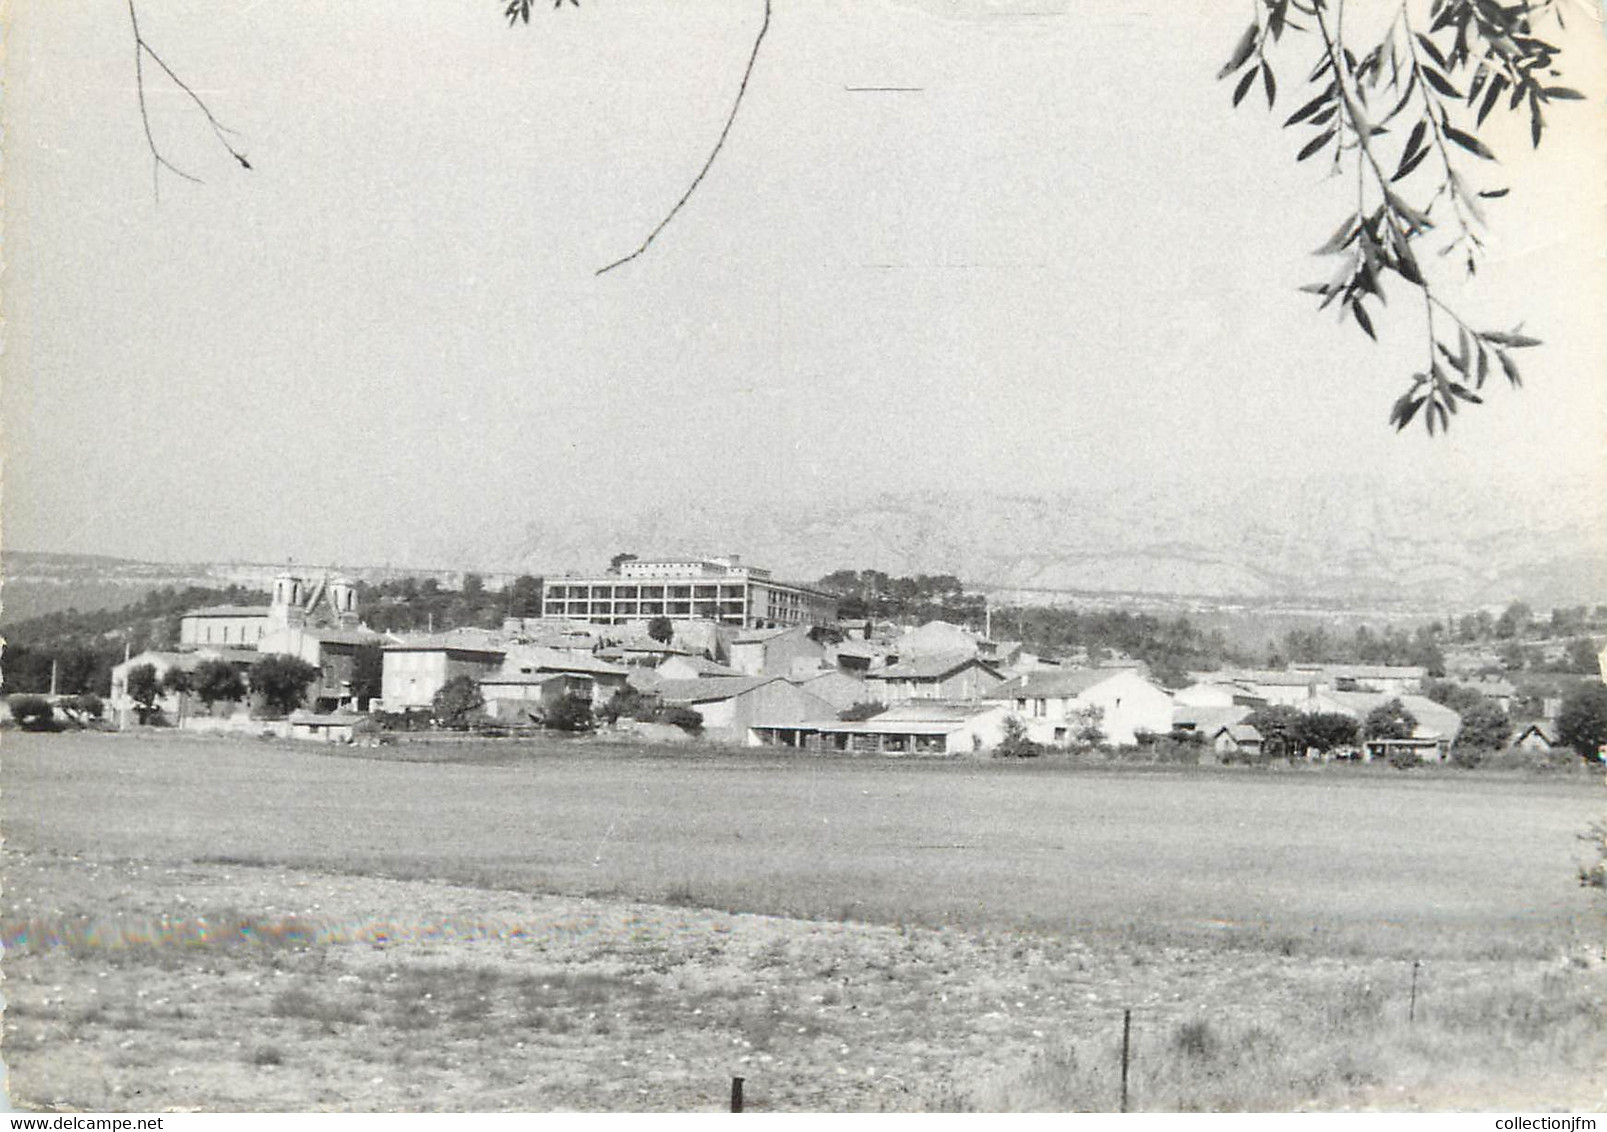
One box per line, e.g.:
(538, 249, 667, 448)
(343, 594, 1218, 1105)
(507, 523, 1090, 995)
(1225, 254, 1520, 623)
(10, 695, 57, 731)
(1386, 746, 1422, 771)
(655, 705, 703, 734)
(839, 701, 887, 722)
(544, 693, 594, 733)
(994, 715, 1042, 759)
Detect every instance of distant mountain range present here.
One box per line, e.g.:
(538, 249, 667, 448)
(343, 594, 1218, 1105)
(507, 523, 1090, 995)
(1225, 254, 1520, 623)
(497, 473, 1607, 610)
(6, 472, 1604, 622)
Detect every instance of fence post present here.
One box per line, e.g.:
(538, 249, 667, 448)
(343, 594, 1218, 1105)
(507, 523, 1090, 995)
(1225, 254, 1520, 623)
(1119, 1008, 1132, 1113)
(731, 1075, 744, 1113)
(1408, 959, 1421, 1024)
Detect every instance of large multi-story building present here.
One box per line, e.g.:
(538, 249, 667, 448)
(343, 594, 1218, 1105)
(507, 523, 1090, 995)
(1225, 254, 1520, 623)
(540, 556, 839, 629)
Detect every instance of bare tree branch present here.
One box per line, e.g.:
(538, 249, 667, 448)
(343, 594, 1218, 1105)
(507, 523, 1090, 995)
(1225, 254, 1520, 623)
(595, 0, 772, 276)
(129, 0, 250, 202)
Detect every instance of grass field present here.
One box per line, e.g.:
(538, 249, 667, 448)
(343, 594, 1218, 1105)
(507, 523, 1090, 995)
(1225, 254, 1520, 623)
(4, 731, 1605, 1111)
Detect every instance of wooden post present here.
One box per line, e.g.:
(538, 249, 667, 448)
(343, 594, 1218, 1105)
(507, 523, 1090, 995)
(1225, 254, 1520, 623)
(1409, 960, 1421, 1024)
(1119, 1008, 1132, 1113)
(731, 1075, 744, 1113)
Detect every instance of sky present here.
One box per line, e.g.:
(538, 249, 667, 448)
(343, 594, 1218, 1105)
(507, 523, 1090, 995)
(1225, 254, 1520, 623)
(5, 0, 1606, 569)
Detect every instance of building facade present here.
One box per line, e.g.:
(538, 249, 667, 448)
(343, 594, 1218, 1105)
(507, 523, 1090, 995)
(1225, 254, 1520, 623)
(541, 556, 838, 629)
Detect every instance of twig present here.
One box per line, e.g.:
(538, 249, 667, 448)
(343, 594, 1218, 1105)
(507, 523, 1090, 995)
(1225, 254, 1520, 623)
(596, 0, 771, 276)
(129, 0, 250, 201)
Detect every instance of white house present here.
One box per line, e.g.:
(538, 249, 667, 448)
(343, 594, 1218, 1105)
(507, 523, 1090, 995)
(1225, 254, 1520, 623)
(986, 667, 1174, 747)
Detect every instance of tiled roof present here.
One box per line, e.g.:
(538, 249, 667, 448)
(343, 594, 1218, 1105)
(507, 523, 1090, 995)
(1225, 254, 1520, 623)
(383, 633, 507, 655)
(867, 651, 997, 681)
(988, 668, 1127, 699)
(183, 605, 272, 618)
(654, 676, 779, 704)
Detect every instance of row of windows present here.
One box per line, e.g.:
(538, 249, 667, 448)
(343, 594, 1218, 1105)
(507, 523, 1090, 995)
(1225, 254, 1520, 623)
(199, 624, 266, 644)
(546, 583, 749, 601)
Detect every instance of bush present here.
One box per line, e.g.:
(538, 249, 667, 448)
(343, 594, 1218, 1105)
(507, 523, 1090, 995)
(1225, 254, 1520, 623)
(1451, 744, 1497, 770)
(994, 715, 1042, 759)
(655, 705, 704, 734)
(544, 693, 594, 733)
(1386, 746, 1422, 771)
(10, 695, 57, 731)
(839, 701, 887, 722)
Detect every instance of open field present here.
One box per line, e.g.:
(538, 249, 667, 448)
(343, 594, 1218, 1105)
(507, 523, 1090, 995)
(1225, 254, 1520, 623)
(3, 731, 1605, 1110)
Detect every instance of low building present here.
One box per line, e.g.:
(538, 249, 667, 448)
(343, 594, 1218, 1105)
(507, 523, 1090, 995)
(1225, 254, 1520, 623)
(751, 701, 1015, 756)
(865, 652, 1005, 702)
(107, 647, 259, 724)
(1211, 722, 1263, 758)
(653, 676, 836, 743)
(289, 710, 369, 744)
(478, 673, 600, 721)
(1512, 721, 1561, 752)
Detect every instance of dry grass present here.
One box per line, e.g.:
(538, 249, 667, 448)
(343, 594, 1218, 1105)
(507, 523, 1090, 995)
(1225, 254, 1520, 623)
(967, 964, 1607, 1111)
(3, 731, 1605, 1111)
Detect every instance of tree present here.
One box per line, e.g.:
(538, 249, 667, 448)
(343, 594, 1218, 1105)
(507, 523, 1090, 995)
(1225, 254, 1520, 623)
(252, 654, 320, 717)
(1299, 711, 1361, 754)
(1245, 705, 1306, 759)
(1220, 0, 1579, 433)
(1555, 683, 1607, 760)
(1363, 698, 1418, 741)
(1562, 637, 1601, 676)
(162, 666, 193, 697)
(1457, 698, 1511, 751)
(126, 663, 163, 723)
(646, 616, 675, 645)
(432, 675, 485, 730)
(1496, 601, 1534, 640)
(507, 575, 543, 619)
(1072, 704, 1106, 747)
(193, 659, 246, 709)
(350, 645, 384, 711)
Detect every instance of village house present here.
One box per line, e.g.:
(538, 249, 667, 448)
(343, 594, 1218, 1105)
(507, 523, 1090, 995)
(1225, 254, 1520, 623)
(864, 651, 1006, 702)
(985, 667, 1175, 747)
(477, 647, 632, 718)
(1512, 721, 1562, 753)
(728, 624, 826, 677)
(381, 634, 507, 711)
(652, 676, 836, 744)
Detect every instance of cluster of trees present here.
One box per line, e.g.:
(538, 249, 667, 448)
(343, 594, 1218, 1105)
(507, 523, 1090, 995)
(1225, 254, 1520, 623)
(357, 574, 541, 634)
(1005, 608, 1239, 688)
(816, 570, 985, 625)
(121, 654, 320, 723)
(1, 584, 272, 697)
(425, 677, 703, 736)
(1272, 622, 1448, 675)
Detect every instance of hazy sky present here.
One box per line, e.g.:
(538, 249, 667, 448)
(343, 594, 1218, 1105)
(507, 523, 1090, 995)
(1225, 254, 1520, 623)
(6, 0, 1606, 568)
